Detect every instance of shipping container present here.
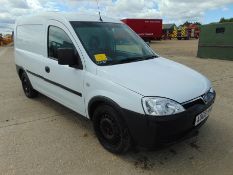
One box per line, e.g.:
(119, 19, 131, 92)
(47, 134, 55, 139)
(197, 22, 233, 60)
(121, 19, 162, 42)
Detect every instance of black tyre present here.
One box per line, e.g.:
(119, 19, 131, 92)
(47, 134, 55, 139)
(21, 71, 38, 98)
(93, 105, 131, 154)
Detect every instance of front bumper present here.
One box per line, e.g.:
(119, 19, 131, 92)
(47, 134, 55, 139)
(121, 93, 216, 149)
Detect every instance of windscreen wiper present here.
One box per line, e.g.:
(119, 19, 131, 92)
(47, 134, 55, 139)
(121, 58, 142, 63)
(143, 55, 158, 60)
(104, 55, 157, 65)
(105, 57, 142, 65)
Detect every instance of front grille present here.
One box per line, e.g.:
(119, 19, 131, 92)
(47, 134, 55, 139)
(182, 98, 205, 109)
(182, 89, 215, 109)
(202, 91, 215, 104)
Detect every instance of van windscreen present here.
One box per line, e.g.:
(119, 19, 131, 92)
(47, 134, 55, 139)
(70, 22, 157, 66)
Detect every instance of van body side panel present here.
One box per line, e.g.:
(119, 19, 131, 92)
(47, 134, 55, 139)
(16, 24, 45, 55)
(15, 24, 47, 93)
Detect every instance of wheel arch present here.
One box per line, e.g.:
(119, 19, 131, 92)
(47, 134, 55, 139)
(88, 96, 124, 120)
(16, 65, 25, 80)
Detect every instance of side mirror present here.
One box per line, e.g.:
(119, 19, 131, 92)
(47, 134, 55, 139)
(57, 48, 78, 67)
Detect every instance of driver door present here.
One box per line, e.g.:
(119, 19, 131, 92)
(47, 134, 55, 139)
(42, 20, 86, 116)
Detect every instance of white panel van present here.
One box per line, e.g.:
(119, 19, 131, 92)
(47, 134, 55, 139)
(14, 12, 216, 154)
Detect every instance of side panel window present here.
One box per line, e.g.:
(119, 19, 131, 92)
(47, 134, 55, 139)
(216, 27, 225, 34)
(48, 26, 76, 59)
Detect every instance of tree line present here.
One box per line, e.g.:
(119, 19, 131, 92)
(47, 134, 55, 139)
(181, 17, 233, 27)
(219, 18, 233, 23)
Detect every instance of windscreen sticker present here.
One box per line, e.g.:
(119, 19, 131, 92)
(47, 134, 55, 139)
(94, 54, 108, 62)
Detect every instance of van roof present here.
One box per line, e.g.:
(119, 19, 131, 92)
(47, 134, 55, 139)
(16, 12, 120, 25)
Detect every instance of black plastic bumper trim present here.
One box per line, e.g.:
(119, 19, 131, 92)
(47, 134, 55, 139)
(26, 70, 82, 97)
(120, 94, 216, 149)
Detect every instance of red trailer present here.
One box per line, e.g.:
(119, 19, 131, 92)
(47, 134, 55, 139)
(121, 18, 162, 42)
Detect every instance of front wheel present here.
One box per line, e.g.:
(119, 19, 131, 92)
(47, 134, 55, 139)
(93, 105, 131, 154)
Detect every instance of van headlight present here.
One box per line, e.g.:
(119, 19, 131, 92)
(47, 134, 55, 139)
(209, 87, 215, 94)
(142, 97, 185, 116)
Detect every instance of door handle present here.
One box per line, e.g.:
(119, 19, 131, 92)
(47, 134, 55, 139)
(45, 66, 50, 73)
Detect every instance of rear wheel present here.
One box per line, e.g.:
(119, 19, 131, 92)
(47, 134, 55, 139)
(21, 71, 38, 98)
(93, 105, 131, 154)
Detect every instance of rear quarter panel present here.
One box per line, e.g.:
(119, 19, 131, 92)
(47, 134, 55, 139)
(14, 24, 47, 92)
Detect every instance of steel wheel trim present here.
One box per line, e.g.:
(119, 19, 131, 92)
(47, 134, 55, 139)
(99, 114, 121, 145)
(22, 77, 30, 95)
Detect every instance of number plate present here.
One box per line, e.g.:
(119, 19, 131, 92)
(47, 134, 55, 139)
(195, 106, 213, 126)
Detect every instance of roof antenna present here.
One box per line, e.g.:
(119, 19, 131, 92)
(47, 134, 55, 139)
(96, 0, 103, 22)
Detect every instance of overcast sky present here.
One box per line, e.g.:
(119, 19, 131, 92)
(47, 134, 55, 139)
(0, 0, 233, 34)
